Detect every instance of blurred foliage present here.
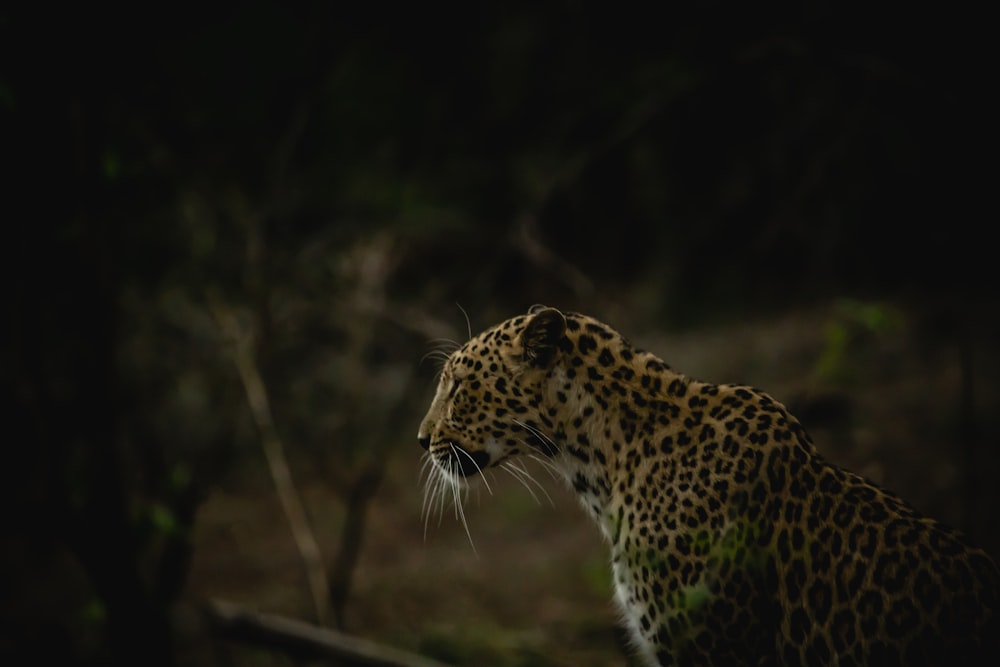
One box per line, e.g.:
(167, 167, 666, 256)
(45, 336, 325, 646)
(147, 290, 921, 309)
(2, 1, 993, 665)
(418, 624, 550, 667)
(814, 300, 904, 385)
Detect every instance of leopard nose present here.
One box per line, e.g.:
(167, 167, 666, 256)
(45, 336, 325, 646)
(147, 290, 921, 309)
(418, 435, 430, 450)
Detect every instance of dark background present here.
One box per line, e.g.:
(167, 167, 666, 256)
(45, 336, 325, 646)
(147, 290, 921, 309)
(4, 3, 997, 665)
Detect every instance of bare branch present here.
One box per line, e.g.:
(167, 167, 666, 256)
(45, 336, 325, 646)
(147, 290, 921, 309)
(209, 297, 330, 626)
(204, 599, 454, 667)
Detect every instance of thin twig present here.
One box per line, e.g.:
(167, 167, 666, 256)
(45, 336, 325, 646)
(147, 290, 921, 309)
(209, 297, 330, 626)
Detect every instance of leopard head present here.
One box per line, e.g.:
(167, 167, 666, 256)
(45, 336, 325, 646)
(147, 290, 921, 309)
(417, 305, 567, 482)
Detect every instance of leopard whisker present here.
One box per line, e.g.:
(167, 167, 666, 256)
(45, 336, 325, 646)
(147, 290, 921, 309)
(422, 453, 457, 539)
(513, 418, 560, 457)
(419, 347, 457, 368)
(502, 462, 540, 505)
(421, 459, 444, 541)
(455, 302, 473, 341)
(453, 444, 493, 496)
(526, 452, 563, 482)
(447, 448, 478, 555)
(427, 337, 462, 351)
(419, 349, 451, 364)
(421, 339, 462, 383)
(446, 453, 461, 522)
(502, 461, 556, 508)
(509, 459, 555, 507)
(435, 470, 448, 528)
(500, 463, 542, 505)
(418, 451, 438, 485)
(419, 453, 434, 510)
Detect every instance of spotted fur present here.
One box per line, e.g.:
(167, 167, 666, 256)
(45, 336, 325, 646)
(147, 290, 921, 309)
(417, 306, 1000, 666)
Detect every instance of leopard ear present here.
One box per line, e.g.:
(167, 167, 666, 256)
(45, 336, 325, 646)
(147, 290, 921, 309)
(527, 303, 549, 315)
(522, 307, 566, 367)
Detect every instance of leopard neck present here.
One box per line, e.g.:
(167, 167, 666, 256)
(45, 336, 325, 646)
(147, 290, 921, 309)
(537, 323, 694, 543)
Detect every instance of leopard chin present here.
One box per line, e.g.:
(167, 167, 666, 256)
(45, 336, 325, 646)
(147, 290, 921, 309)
(431, 442, 491, 478)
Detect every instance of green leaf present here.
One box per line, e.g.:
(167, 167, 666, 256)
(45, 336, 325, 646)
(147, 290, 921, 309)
(149, 503, 179, 535)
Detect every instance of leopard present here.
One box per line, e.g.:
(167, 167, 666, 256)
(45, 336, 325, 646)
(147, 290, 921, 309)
(417, 305, 1000, 666)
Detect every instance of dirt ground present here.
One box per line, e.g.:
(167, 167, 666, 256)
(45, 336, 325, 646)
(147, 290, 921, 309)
(179, 300, 1000, 666)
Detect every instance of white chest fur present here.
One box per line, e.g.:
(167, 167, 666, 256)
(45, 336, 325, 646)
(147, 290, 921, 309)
(611, 556, 659, 666)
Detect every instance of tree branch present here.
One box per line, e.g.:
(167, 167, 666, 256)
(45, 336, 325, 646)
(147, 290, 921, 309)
(204, 599, 453, 667)
(209, 298, 330, 626)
